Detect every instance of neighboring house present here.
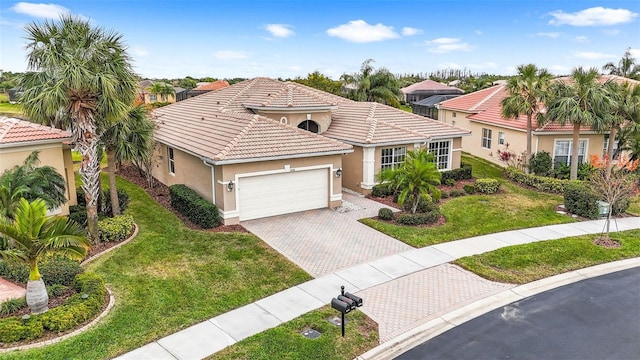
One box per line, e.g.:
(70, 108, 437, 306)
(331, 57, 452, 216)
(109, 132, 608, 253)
(401, 80, 464, 120)
(8, 87, 23, 103)
(186, 80, 230, 98)
(151, 77, 470, 225)
(438, 75, 640, 168)
(173, 87, 188, 102)
(138, 80, 180, 104)
(0, 117, 77, 215)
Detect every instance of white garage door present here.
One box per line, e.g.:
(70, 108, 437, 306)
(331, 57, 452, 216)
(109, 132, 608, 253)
(239, 168, 329, 221)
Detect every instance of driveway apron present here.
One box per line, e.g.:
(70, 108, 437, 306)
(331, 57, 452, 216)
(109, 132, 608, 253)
(242, 192, 413, 277)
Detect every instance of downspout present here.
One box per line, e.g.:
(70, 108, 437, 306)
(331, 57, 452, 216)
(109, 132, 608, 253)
(202, 160, 216, 205)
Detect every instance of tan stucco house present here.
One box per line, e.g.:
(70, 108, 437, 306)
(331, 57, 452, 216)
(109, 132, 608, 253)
(437, 75, 640, 168)
(0, 117, 77, 215)
(151, 77, 470, 225)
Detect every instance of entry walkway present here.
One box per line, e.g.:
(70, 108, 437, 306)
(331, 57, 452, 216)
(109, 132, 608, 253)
(115, 216, 640, 360)
(0, 278, 25, 303)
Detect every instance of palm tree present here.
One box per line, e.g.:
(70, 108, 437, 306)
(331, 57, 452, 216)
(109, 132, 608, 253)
(604, 81, 640, 176)
(501, 64, 553, 172)
(376, 148, 441, 213)
(0, 151, 67, 217)
(101, 104, 155, 215)
(544, 67, 613, 180)
(0, 198, 89, 313)
(147, 82, 175, 102)
(603, 48, 640, 80)
(342, 59, 401, 107)
(19, 15, 137, 242)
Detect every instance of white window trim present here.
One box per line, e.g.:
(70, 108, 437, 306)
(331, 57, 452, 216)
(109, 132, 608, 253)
(552, 138, 588, 167)
(381, 146, 407, 171)
(428, 139, 453, 171)
(167, 147, 175, 175)
(498, 131, 505, 145)
(481, 128, 492, 149)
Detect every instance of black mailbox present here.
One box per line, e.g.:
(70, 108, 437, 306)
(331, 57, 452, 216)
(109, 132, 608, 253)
(331, 298, 351, 314)
(337, 295, 356, 310)
(344, 292, 363, 307)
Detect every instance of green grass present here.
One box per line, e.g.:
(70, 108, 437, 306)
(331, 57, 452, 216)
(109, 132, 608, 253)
(455, 229, 640, 284)
(629, 195, 640, 216)
(399, 104, 412, 112)
(362, 153, 573, 247)
(3, 176, 311, 360)
(210, 306, 378, 360)
(0, 102, 23, 117)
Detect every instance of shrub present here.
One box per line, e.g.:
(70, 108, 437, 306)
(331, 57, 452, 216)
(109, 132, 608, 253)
(463, 184, 476, 194)
(612, 198, 630, 215)
(371, 183, 393, 198)
(444, 178, 456, 186)
(169, 184, 221, 228)
(69, 205, 87, 226)
(75, 189, 130, 217)
(396, 211, 440, 226)
(441, 164, 473, 183)
(505, 167, 572, 194)
(450, 189, 466, 197)
(48, 284, 69, 297)
(0, 256, 83, 287)
(0, 297, 26, 315)
(474, 178, 500, 194)
(378, 208, 394, 220)
(401, 195, 440, 214)
(564, 182, 599, 219)
(98, 214, 135, 242)
(440, 191, 449, 199)
(528, 151, 552, 176)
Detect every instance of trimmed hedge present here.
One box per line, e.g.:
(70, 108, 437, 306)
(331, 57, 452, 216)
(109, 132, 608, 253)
(76, 188, 130, 217)
(402, 196, 440, 214)
(505, 167, 575, 194)
(0, 256, 84, 287)
(396, 211, 440, 226)
(564, 182, 599, 219)
(475, 178, 500, 194)
(450, 189, 466, 197)
(441, 163, 473, 183)
(0, 272, 107, 343)
(463, 184, 476, 194)
(169, 184, 221, 228)
(98, 214, 135, 242)
(371, 183, 394, 198)
(378, 208, 394, 220)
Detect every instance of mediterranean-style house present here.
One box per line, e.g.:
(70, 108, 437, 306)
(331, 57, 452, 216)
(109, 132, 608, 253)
(0, 117, 77, 215)
(151, 77, 470, 224)
(401, 80, 463, 120)
(138, 80, 186, 104)
(186, 80, 231, 98)
(437, 75, 640, 168)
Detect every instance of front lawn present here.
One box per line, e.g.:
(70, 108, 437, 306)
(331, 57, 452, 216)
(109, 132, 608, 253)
(362, 154, 573, 247)
(629, 195, 640, 216)
(455, 229, 640, 284)
(0, 102, 23, 117)
(2, 176, 311, 360)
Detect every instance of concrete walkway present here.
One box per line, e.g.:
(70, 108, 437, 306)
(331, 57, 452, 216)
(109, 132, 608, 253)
(0, 278, 25, 303)
(115, 214, 640, 360)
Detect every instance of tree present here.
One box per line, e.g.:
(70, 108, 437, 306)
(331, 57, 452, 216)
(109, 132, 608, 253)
(147, 82, 175, 102)
(341, 59, 402, 107)
(604, 81, 640, 176)
(19, 15, 137, 242)
(618, 119, 640, 161)
(603, 48, 640, 80)
(0, 198, 89, 313)
(544, 67, 613, 180)
(376, 149, 441, 213)
(292, 71, 343, 95)
(0, 151, 67, 217)
(501, 64, 553, 173)
(101, 104, 155, 215)
(179, 76, 197, 89)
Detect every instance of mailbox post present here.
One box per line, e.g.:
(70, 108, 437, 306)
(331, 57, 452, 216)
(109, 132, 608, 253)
(330, 285, 363, 337)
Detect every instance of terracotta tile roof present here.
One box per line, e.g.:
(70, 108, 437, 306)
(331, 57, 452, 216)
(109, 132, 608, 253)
(0, 117, 71, 146)
(553, 74, 640, 86)
(438, 85, 507, 113)
(192, 80, 230, 91)
(401, 79, 464, 94)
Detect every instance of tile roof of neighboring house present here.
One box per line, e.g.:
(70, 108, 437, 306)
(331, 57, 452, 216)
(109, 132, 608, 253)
(192, 80, 231, 91)
(553, 74, 640, 86)
(438, 85, 507, 113)
(467, 104, 594, 133)
(0, 117, 71, 146)
(400, 79, 463, 94)
(152, 77, 470, 162)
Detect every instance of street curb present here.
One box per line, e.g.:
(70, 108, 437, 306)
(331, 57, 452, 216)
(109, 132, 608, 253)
(354, 257, 640, 360)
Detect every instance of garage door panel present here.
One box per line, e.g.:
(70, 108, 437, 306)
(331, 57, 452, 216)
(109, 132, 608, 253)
(239, 169, 329, 221)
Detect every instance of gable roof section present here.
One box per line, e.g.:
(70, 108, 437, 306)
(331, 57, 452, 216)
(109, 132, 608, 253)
(401, 79, 463, 95)
(0, 117, 71, 147)
(192, 80, 231, 91)
(438, 85, 506, 113)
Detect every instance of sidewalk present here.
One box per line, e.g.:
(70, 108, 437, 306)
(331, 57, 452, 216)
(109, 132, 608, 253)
(0, 278, 25, 303)
(115, 217, 640, 360)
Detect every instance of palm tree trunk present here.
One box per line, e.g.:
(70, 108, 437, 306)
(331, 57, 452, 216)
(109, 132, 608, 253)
(526, 113, 533, 174)
(605, 127, 618, 180)
(106, 149, 121, 216)
(76, 125, 102, 243)
(26, 278, 49, 314)
(570, 123, 581, 180)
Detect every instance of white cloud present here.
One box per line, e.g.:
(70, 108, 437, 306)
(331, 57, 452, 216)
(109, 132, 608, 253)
(549, 65, 570, 74)
(326, 20, 400, 43)
(402, 27, 422, 36)
(574, 35, 589, 42)
(549, 7, 638, 26)
(11, 2, 69, 18)
(265, 24, 294, 38)
(535, 32, 561, 38)
(574, 52, 616, 60)
(629, 49, 640, 58)
(475, 30, 483, 35)
(131, 46, 149, 57)
(214, 50, 247, 60)
(426, 38, 473, 53)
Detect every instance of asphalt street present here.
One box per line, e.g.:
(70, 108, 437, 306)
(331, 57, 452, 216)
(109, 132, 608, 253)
(396, 267, 640, 360)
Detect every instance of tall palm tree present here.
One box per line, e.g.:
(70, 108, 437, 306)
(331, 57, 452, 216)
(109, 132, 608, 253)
(604, 81, 640, 176)
(501, 64, 553, 173)
(19, 15, 137, 242)
(377, 148, 441, 213)
(101, 104, 155, 215)
(147, 82, 175, 102)
(0, 151, 67, 217)
(0, 198, 89, 314)
(544, 67, 613, 180)
(342, 59, 401, 107)
(603, 48, 640, 80)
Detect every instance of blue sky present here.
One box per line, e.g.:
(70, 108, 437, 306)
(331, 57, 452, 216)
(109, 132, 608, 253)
(1, 1, 639, 80)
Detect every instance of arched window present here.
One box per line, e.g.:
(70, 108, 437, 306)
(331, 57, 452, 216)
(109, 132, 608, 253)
(298, 120, 319, 133)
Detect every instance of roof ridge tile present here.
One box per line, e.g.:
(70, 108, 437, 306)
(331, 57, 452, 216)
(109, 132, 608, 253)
(470, 85, 505, 111)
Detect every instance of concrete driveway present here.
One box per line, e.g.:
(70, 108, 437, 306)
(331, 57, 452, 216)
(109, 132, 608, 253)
(242, 192, 413, 277)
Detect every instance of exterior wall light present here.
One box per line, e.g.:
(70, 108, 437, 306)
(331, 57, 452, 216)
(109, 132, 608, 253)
(335, 168, 342, 178)
(227, 181, 234, 192)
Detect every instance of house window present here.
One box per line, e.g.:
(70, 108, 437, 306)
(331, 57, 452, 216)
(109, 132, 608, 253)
(150, 94, 157, 102)
(298, 120, 319, 133)
(498, 132, 505, 145)
(381, 147, 406, 170)
(168, 147, 175, 174)
(481, 128, 492, 149)
(603, 134, 619, 159)
(553, 139, 587, 167)
(428, 140, 451, 170)
(452, 111, 457, 118)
